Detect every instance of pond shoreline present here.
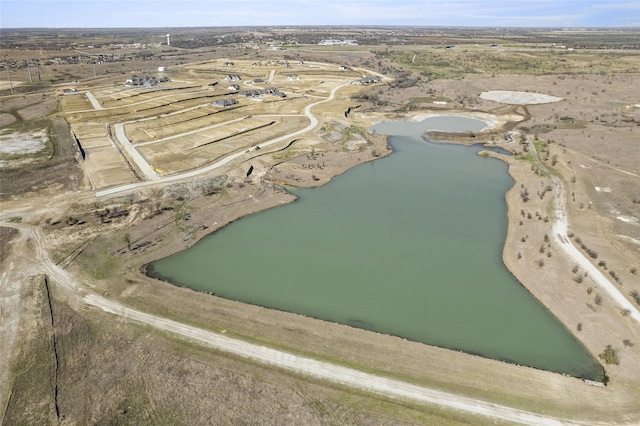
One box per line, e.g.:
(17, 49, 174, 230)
(142, 114, 604, 382)
(106, 107, 640, 421)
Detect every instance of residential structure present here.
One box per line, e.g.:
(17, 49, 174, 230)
(238, 87, 286, 98)
(212, 98, 238, 107)
(352, 77, 381, 85)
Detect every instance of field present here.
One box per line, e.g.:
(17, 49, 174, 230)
(1, 27, 640, 425)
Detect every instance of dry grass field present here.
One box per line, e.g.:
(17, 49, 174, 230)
(1, 27, 640, 425)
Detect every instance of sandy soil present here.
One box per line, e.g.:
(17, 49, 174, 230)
(0, 129, 48, 154)
(480, 90, 563, 105)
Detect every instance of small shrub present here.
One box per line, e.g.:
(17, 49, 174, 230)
(598, 345, 619, 365)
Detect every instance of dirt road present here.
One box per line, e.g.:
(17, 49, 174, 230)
(0, 220, 586, 425)
(527, 138, 640, 325)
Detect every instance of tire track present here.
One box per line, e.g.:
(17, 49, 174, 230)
(0, 221, 591, 425)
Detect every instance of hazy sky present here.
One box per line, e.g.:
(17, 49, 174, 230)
(1, 0, 639, 28)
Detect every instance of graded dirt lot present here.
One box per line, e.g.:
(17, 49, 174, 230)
(1, 28, 640, 425)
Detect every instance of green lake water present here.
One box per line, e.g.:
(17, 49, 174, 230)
(148, 116, 604, 381)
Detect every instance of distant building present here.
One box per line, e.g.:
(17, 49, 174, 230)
(319, 39, 358, 46)
(212, 98, 238, 107)
(351, 77, 381, 85)
(125, 75, 160, 87)
(238, 87, 286, 98)
(228, 84, 240, 91)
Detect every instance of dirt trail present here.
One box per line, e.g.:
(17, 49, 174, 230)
(0, 228, 27, 415)
(527, 138, 640, 325)
(0, 221, 588, 425)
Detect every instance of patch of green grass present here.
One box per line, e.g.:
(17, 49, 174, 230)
(92, 256, 123, 280)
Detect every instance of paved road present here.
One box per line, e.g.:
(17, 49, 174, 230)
(96, 82, 349, 197)
(85, 91, 103, 110)
(112, 123, 160, 181)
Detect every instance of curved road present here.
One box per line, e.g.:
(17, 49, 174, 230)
(0, 220, 582, 426)
(5, 76, 633, 424)
(97, 82, 349, 197)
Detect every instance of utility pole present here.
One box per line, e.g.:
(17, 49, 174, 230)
(27, 61, 33, 83)
(93, 65, 97, 79)
(5, 65, 13, 94)
(36, 59, 41, 82)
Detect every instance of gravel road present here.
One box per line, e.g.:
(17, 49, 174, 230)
(0, 219, 583, 425)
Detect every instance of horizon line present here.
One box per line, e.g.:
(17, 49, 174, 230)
(3, 25, 640, 30)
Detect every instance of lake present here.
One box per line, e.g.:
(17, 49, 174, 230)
(148, 115, 604, 381)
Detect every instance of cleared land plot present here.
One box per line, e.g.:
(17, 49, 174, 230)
(60, 94, 94, 112)
(61, 59, 365, 184)
(71, 122, 108, 138)
(240, 97, 310, 115)
(139, 116, 308, 175)
(65, 108, 133, 123)
(70, 123, 112, 150)
(0, 113, 17, 127)
(480, 91, 563, 105)
(125, 105, 248, 143)
(91, 85, 224, 112)
(69, 123, 138, 189)
(83, 146, 137, 189)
